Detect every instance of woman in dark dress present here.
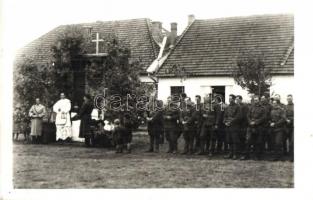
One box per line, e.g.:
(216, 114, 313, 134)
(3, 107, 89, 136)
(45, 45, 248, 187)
(71, 94, 94, 144)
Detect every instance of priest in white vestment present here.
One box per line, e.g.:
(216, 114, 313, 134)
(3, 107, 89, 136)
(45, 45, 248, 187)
(53, 93, 72, 141)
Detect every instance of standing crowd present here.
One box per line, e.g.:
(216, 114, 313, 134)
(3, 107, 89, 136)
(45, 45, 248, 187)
(145, 93, 294, 161)
(24, 92, 294, 161)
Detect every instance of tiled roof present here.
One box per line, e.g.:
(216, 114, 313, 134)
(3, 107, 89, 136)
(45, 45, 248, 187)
(157, 14, 294, 77)
(15, 18, 160, 73)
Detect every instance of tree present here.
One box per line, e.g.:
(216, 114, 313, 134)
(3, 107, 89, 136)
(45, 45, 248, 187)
(50, 25, 87, 99)
(232, 49, 272, 97)
(86, 35, 146, 126)
(13, 57, 56, 132)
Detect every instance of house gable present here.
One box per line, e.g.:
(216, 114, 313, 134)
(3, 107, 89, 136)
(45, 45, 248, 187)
(157, 14, 294, 77)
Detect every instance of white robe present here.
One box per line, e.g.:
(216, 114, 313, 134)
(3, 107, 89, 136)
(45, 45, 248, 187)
(53, 98, 72, 140)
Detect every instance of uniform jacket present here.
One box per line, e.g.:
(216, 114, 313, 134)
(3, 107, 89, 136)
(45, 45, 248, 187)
(193, 102, 204, 127)
(201, 103, 216, 127)
(163, 104, 179, 130)
(180, 103, 195, 129)
(223, 102, 242, 126)
(214, 102, 225, 127)
(238, 103, 249, 127)
(247, 103, 266, 126)
(286, 103, 294, 127)
(270, 106, 286, 128)
(261, 102, 272, 123)
(149, 109, 164, 131)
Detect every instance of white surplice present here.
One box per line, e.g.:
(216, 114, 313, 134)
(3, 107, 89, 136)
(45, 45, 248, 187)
(53, 98, 72, 140)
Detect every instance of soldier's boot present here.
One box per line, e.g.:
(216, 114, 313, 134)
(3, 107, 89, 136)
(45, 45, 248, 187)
(115, 145, 120, 153)
(146, 143, 154, 152)
(188, 144, 194, 154)
(154, 144, 159, 153)
(224, 144, 233, 159)
(240, 143, 250, 160)
(167, 142, 173, 153)
(126, 143, 131, 153)
(232, 144, 239, 160)
(182, 142, 189, 154)
(197, 141, 206, 155)
(172, 141, 178, 154)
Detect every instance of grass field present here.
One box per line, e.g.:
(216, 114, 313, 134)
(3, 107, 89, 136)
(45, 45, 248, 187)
(13, 132, 293, 188)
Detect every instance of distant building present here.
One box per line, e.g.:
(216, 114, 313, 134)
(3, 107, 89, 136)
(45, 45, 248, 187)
(151, 14, 294, 104)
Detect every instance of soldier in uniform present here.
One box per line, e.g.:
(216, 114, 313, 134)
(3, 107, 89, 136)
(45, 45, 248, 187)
(146, 97, 155, 152)
(269, 100, 286, 161)
(146, 100, 164, 153)
(223, 94, 242, 159)
(285, 94, 294, 161)
(163, 96, 180, 154)
(261, 95, 272, 152)
(273, 94, 288, 155)
(241, 96, 266, 160)
(236, 95, 249, 154)
(198, 95, 216, 155)
(213, 95, 226, 154)
(180, 98, 196, 154)
(194, 95, 203, 152)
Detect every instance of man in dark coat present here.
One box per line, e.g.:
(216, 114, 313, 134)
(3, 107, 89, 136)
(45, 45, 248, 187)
(193, 95, 203, 152)
(241, 96, 266, 160)
(269, 100, 287, 161)
(71, 94, 94, 145)
(198, 95, 216, 155)
(236, 95, 249, 154)
(213, 95, 226, 154)
(261, 95, 272, 152)
(163, 96, 180, 154)
(223, 94, 242, 159)
(180, 98, 196, 154)
(285, 94, 294, 161)
(146, 100, 164, 153)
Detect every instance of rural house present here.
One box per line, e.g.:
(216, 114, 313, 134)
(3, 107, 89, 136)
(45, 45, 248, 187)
(152, 14, 294, 104)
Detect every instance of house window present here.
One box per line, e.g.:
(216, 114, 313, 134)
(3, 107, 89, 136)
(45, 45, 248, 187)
(170, 86, 185, 97)
(212, 86, 225, 103)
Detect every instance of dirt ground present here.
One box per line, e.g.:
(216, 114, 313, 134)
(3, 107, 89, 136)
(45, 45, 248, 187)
(13, 132, 293, 188)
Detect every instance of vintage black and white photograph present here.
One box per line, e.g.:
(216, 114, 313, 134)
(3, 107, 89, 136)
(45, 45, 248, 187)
(2, 0, 313, 198)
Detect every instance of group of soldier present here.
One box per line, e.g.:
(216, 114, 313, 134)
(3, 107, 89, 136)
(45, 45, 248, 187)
(145, 93, 294, 161)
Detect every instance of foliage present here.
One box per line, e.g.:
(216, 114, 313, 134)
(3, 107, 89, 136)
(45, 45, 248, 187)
(232, 49, 272, 96)
(13, 57, 56, 130)
(14, 27, 147, 130)
(86, 35, 142, 97)
(50, 25, 87, 98)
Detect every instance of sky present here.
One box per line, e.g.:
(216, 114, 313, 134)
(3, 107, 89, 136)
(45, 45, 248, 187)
(2, 0, 296, 52)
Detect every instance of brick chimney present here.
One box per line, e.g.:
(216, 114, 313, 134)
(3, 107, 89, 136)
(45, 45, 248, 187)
(170, 22, 177, 47)
(151, 21, 162, 37)
(188, 14, 195, 25)
(152, 21, 162, 32)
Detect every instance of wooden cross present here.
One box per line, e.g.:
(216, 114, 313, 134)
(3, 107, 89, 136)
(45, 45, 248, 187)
(92, 33, 104, 55)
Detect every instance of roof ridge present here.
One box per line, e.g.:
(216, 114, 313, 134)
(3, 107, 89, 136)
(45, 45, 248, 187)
(158, 19, 197, 71)
(144, 19, 158, 59)
(280, 39, 294, 66)
(195, 13, 293, 22)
